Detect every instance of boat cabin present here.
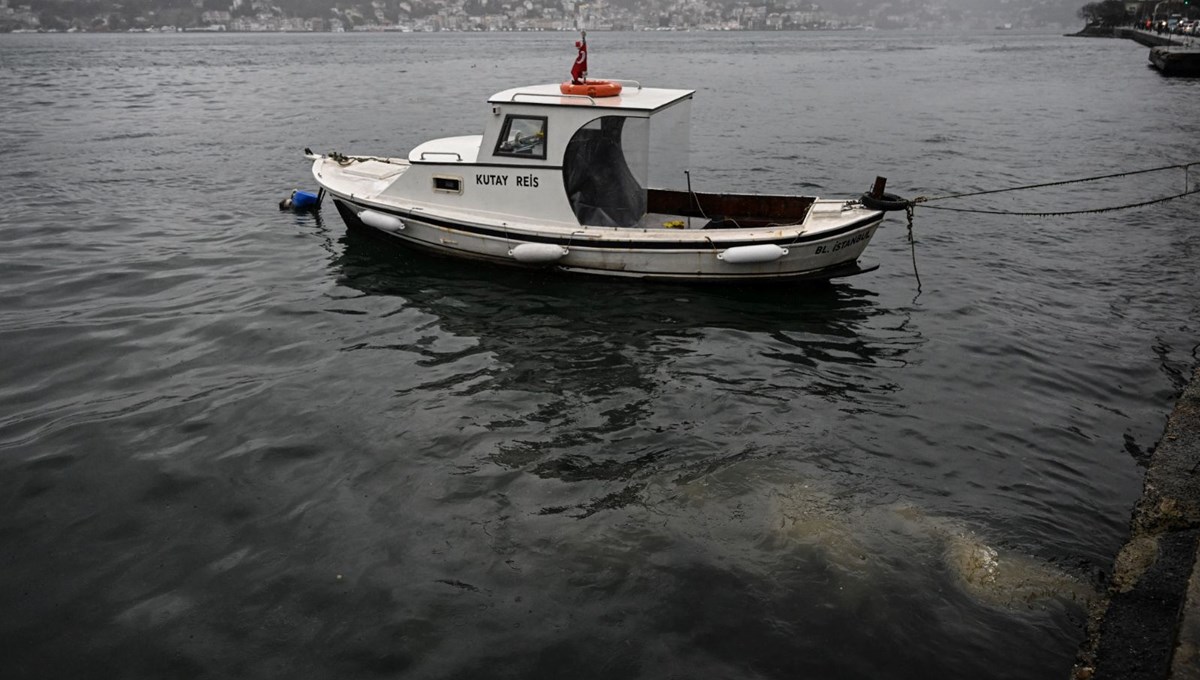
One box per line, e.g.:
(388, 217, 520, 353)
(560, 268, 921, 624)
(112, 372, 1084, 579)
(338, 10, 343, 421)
(383, 83, 692, 229)
(375, 83, 814, 230)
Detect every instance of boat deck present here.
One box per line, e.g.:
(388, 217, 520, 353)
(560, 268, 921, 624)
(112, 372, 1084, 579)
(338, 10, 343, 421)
(636, 200, 861, 231)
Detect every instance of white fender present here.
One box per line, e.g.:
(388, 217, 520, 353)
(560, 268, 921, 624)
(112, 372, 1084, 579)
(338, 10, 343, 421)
(717, 244, 788, 264)
(509, 243, 568, 264)
(359, 209, 405, 232)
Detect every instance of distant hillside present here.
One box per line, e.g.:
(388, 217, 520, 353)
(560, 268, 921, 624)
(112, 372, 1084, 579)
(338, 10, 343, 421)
(12, 0, 1083, 32)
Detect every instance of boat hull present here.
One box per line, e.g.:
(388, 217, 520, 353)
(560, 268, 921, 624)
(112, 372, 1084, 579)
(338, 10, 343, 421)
(332, 197, 882, 282)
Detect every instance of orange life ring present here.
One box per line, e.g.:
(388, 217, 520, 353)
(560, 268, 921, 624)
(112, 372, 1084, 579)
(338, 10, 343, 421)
(559, 80, 623, 98)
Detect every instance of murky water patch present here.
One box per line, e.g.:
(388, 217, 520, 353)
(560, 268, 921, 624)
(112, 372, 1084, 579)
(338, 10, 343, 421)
(667, 473, 1097, 614)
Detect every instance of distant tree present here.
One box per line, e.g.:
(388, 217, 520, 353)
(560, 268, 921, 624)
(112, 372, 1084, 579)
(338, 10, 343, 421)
(1077, 0, 1129, 26)
(464, 0, 490, 17)
(38, 11, 68, 30)
(156, 6, 200, 26)
(285, 0, 335, 18)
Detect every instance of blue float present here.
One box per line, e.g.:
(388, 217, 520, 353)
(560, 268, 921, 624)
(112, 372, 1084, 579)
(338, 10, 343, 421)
(280, 189, 322, 212)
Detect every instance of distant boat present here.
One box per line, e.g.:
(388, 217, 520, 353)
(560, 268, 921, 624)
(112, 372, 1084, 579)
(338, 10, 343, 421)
(306, 78, 891, 283)
(995, 23, 1014, 30)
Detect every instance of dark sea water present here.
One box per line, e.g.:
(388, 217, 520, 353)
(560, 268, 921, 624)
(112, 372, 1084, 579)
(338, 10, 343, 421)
(1, 29, 1198, 679)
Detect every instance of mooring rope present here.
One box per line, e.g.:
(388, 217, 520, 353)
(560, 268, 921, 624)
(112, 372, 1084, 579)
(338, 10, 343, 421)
(888, 161, 1198, 291)
(892, 161, 1200, 218)
(905, 204, 921, 294)
(912, 161, 1197, 206)
(912, 187, 1200, 217)
(325, 151, 406, 167)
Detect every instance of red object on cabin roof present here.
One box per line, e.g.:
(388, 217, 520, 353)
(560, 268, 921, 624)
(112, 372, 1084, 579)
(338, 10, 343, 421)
(570, 36, 588, 84)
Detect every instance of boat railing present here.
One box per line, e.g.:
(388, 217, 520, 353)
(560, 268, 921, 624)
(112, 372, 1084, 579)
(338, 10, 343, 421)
(419, 151, 463, 161)
(600, 79, 642, 90)
(511, 92, 597, 106)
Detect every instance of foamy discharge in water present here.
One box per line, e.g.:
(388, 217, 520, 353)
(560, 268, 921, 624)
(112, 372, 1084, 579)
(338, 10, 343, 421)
(769, 485, 1097, 610)
(670, 475, 1097, 612)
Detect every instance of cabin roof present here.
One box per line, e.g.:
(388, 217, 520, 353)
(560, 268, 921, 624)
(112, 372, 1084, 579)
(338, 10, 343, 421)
(488, 83, 694, 113)
(409, 135, 481, 164)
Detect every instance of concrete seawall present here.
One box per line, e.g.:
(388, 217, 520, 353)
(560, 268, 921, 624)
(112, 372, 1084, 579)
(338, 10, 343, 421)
(1114, 27, 1181, 47)
(1074, 366, 1200, 679)
(1110, 28, 1200, 76)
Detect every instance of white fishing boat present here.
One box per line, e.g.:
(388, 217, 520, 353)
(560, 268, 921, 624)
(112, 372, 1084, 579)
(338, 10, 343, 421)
(306, 77, 892, 282)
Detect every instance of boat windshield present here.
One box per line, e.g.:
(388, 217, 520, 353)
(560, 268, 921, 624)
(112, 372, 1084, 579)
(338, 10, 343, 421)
(495, 115, 548, 160)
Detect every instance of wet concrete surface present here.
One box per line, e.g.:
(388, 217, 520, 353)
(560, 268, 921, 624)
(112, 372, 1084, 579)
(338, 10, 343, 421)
(1075, 366, 1200, 679)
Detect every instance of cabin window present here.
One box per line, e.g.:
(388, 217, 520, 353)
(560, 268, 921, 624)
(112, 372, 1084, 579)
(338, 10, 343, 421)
(494, 115, 548, 160)
(433, 175, 462, 194)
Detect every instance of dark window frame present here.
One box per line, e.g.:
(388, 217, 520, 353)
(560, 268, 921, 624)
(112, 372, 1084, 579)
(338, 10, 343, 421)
(432, 175, 463, 194)
(493, 115, 549, 160)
